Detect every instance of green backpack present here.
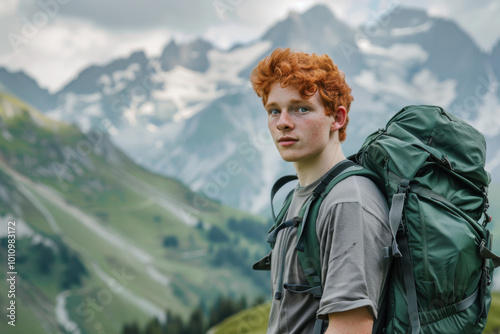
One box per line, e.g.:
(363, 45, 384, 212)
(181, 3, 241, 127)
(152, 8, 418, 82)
(254, 105, 500, 333)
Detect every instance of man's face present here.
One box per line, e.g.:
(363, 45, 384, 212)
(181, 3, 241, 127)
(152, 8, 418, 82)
(265, 82, 336, 163)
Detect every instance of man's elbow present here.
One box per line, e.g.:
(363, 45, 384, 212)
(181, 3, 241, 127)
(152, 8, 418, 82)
(325, 306, 374, 334)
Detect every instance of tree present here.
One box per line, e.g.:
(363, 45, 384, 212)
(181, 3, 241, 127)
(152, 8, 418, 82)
(33, 243, 55, 275)
(163, 235, 179, 248)
(196, 220, 204, 230)
(185, 307, 205, 334)
(164, 311, 184, 334)
(122, 322, 141, 334)
(208, 225, 229, 243)
(61, 254, 88, 289)
(209, 295, 247, 328)
(144, 317, 162, 334)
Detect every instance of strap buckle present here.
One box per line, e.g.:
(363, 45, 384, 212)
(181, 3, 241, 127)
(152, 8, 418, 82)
(397, 179, 411, 193)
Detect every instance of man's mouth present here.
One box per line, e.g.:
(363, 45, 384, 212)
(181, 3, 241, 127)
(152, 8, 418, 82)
(278, 136, 298, 147)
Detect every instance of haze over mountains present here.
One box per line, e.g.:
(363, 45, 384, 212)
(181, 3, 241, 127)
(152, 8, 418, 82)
(1, 4, 500, 333)
(1, 4, 499, 215)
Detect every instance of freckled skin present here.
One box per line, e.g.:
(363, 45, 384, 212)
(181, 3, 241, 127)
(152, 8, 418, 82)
(267, 83, 334, 161)
(265, 83, 346, 186)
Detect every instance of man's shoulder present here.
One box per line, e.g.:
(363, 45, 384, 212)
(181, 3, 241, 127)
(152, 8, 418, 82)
(316, 174, 389, 226)
(315, 174, 391, 236)
(323, 174, 385, 206)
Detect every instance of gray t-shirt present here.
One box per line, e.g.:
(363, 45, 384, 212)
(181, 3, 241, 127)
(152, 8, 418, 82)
(267, 165, 392, 333)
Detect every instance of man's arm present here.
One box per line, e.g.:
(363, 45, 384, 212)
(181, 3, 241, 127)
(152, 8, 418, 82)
(325, 306, 373, 334)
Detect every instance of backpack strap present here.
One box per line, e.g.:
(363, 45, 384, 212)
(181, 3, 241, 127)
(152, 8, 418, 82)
(270, 174, 298, 221)
(398, 227, 421, 334)
(291, 162, 381, 333)
(480, 237, 500, 268)
(295, 161, 381, 291)
(252, 175, 298, 271)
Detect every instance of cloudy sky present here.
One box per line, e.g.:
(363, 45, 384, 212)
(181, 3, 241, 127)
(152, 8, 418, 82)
(1, 0, 499, 93)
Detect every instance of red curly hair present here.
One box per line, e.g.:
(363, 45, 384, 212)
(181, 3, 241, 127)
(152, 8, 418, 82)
(250, 48, 353, 142)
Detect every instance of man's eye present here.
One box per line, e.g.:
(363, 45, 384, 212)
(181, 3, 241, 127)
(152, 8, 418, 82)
(297, 107, 309, 113)
(269, 109, 280, 115)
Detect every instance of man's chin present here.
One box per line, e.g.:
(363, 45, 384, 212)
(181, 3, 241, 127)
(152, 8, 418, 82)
(279, 153, 298, 162)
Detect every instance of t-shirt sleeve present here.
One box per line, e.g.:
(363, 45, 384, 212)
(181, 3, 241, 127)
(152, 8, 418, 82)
(316, 200, 392, 319)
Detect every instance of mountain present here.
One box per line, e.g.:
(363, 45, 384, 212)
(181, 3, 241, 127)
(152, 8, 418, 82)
(1, 5, 500, 333)
(159, 38, 213, 72)
(52, 50, 158, 132)
(253, 4, 365, 76)
(0, 92, 270, 334)
(1, 4, 499, 216)
(362, 7, 489, 115)
(0, 68, 57, 111)
(58, 50, 150, 95)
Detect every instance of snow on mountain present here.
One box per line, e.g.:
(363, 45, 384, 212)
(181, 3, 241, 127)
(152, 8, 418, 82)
(354, 41, 457, 107)
(389, 20, 433, 37)
(365, 8, 488, 115)
(159, 38, 213, 73)
(152, 39, 271, 122)
(1, 4, 499, 214)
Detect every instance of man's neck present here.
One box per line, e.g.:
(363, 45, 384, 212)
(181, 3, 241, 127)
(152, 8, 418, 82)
(293, 143, 346, 187)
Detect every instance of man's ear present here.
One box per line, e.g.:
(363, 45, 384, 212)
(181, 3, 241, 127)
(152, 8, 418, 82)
(331, 106, 347, 132)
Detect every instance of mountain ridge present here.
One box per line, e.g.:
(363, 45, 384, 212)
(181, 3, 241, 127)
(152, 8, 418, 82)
(0, 4, 499, 215)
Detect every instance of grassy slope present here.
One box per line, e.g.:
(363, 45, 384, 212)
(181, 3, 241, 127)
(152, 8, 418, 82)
(209, 303, 271, 334)
(485, 293, 500, 334)
(211, 293, 500, 334)
(0, 92, 270, 333)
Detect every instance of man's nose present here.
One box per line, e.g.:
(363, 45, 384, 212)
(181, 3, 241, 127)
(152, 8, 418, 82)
(276, 110, 294, 130)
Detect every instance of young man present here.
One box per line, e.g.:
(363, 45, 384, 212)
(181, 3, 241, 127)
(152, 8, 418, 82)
(250, 48, 392, 333)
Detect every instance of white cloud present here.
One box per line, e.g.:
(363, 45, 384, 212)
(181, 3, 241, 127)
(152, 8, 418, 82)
(202, 22, 264, 50)
(354, 68, 457, 107)
(0, 0, 19, 16)
(418, 0, 500, 51)
(0, 18, 183, 92)
(359, 42, 428, 62)
(470, 77, 500, 137)
(0, 0, 498, 93)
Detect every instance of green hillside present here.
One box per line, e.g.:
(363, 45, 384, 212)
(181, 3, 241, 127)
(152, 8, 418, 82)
(0, 92, 270, 333)
(1, 90, 498, 334)
(486, 292, 500, 333)
(209, 303, 270, 334)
